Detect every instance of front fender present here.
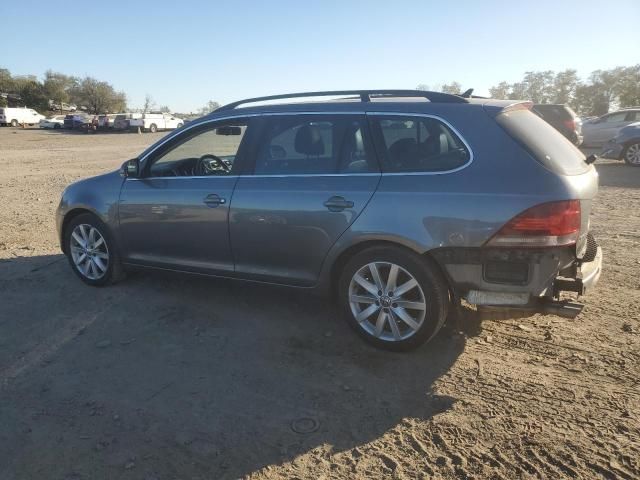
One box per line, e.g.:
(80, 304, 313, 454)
(56, 171, 124, 252)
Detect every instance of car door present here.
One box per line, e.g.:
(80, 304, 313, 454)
(228, 114, 381, 286)
(588, 112, 628, 145)
(118, 118, 254, 274)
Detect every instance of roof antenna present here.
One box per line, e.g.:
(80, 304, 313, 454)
(461, 88, 474, 98)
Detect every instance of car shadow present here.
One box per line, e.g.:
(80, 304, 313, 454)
(0, 254, 466, 479)
(595, 160, 640, 189)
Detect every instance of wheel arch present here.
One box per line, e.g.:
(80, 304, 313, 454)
(327, 239, 452, 299)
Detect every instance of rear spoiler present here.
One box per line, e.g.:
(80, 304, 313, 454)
(482, 100, 533, 118)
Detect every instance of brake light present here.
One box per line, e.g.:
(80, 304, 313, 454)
(487, 200, 581, 247)
(563, 119, 576, 131)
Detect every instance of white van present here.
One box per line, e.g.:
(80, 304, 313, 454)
(0, 107, 46, 127)
(129, 113, 184, 133)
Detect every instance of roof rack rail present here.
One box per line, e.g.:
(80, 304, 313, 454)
(216, 89, 468, 111)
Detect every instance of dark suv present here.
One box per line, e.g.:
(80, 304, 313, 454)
(532, 104, 583, 146)
(56, 90, 602, 351)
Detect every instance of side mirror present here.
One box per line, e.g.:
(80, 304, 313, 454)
(120, 158, 140, 178)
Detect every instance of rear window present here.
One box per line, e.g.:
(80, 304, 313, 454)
(496, 108, 588, 175)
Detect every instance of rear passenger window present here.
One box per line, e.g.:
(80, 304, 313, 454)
(253, 116, 375, 175)
(371, 116, 471, 173)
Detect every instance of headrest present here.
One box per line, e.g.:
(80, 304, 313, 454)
(294, 124, 325, 156)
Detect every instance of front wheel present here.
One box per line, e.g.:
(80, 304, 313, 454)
(64, 213, 125, 286)
(338, 246, 449, 351)
(10, 119, 18, 127)
(623, 142, 640, 166)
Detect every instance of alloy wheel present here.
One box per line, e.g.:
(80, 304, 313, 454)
(348, 262, 427, 341)
(625, 143, 640, 165)
(70, 224, 110, 280)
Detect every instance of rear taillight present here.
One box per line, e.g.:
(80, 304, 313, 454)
(563, 119, 576, 131)
(486, 200, 581, 247)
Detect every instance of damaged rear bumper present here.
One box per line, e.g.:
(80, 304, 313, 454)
(431, 241, 603, 319)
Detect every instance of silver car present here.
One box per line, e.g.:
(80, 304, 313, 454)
(582, 108, 640, 147)
(56, 90, 603, 351)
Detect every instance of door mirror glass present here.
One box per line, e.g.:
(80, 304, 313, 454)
(121, 158, 139, 177)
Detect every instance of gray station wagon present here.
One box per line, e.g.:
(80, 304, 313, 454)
(56, 90, 603, 351)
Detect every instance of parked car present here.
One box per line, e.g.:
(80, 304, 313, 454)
(582, 108, 640, 147)
(77, 116, 100, 134)
(56, 90, 602, 351)
(63, 113, 92, 129)
(600, 122, 640, 166)
(50, 102, 77, 112)
(39, 115, 66, 129)
(532, 104, 583, 146)
(129, 113, 184, 132)
(0, 107, 45, 126)
(112, 113, 139, 131)
(96, 114, 118, 130)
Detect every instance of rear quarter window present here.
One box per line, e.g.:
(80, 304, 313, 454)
(370, 115, 471, 173)
(496, 108, 589, 175)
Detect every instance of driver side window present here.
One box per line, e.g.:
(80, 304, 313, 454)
(149, 122, 247, 177)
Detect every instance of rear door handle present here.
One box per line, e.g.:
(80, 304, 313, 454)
(203, 194, 226, 207)
(324, 196, 354, 212)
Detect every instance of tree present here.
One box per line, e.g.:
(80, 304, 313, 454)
(75, 77, 126, 114)
(489, 81, 511, 99)
(0, 68, 14, 92)
(616, 65, 640, 108)
(416, 84, 430, 91)
(199, 100, 220, 115)
(159, 105, 171, 113)
(13, 76, 48, 111)
(520, 71, 555, 103)
(508, 82, 527, 100)
(553, 69, 579, 105)
(142, 94, 154, 113)
(574, 83, 607, 116)
(43, 70, 77, 106)
(441, 82, 462, 95)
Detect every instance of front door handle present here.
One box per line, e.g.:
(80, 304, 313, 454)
(203, 194, 226, 207)
(324, 196, 354, 212)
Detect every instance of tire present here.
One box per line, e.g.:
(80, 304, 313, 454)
(623, 142, 640, 166)
(149, 123, 158, 133)
(338, 246, 449, 351)
(177, 123, 183, 128)
(64, 213, 125, 287)
(10, 119, 18, 127)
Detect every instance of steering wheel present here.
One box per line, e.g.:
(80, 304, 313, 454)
(196, 154, 230, 175)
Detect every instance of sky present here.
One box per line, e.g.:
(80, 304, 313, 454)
(1, 0, 638, 112)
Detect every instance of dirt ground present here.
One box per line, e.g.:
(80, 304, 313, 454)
(0, 127, 638, 480)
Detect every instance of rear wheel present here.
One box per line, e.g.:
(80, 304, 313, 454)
(623, 142, 640, 166)
(64, 213, 125, 286)
(338, 246, 449, 351)
(149, 123, 158, 133)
